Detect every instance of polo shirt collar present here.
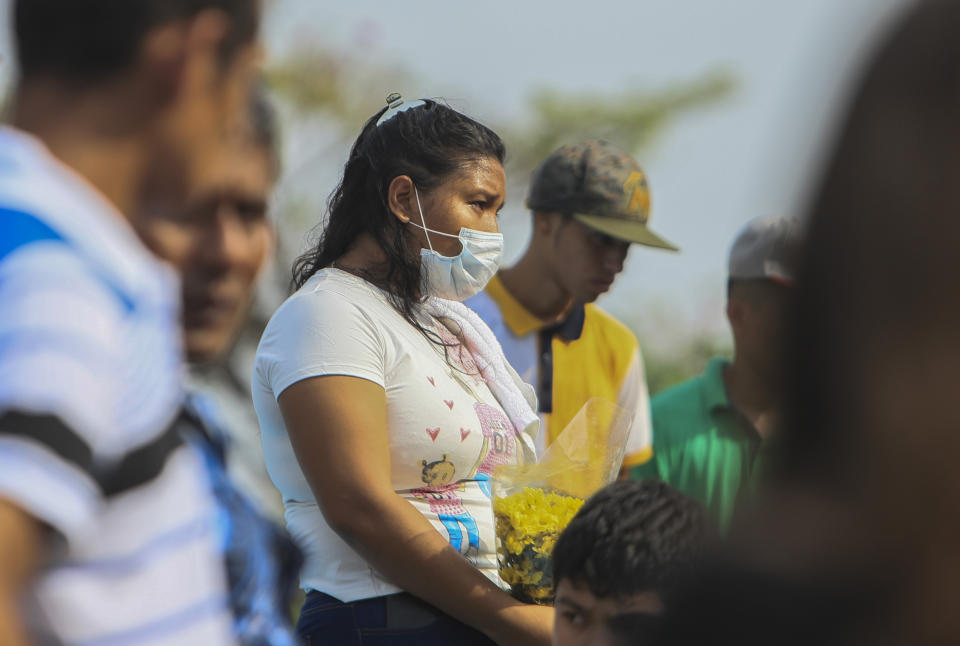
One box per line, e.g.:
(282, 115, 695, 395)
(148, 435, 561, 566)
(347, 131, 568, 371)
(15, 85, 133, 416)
(485, 273, 586, 340)
(702, 358, 733, 412)
(545, 302, 586, 341)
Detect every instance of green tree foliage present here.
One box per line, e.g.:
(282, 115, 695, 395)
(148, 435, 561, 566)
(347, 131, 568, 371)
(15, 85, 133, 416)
(501, 73, 735, 178)
(265, 44, 736, 180)
(644, 334, 732, 396)
(266, 48, 414, 134)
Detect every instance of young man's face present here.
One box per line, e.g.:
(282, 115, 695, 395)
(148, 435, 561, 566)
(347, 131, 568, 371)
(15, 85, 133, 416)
(542, 215, 631, 304)
(138, 133, 274, 362)
(553, 578, 662, 646)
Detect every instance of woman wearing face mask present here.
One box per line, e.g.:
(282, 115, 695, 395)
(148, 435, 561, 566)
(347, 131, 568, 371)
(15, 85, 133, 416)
(252, 97, 553, 645)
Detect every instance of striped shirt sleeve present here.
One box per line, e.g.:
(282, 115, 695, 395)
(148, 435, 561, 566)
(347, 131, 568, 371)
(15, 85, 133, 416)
(0, 248, 123, 541)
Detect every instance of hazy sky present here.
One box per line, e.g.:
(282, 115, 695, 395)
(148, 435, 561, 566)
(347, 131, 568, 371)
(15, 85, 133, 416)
(0, 0, 909, 345)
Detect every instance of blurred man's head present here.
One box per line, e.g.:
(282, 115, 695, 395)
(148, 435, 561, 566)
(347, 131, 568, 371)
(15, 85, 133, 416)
(653, 4, 960, 644)
(13, 0, 261, 214)
(138, 89, 277, 363)
(526, 141, 677, 304)
(726, 216, 801, 381)
(778, 1, 960, 640)
(551, 480, 710, 646)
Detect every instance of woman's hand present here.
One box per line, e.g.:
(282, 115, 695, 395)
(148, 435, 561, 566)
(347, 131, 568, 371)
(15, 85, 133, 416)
(490, 603, 554, 646)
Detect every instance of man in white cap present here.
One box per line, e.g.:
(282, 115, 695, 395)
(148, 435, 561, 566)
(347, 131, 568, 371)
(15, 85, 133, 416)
(631, 215, 802, 531)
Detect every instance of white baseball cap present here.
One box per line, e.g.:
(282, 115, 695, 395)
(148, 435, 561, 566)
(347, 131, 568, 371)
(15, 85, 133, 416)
(728, 216, 803, 285)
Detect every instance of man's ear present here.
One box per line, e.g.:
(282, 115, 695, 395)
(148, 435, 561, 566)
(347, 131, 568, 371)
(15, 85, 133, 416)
(139, 10, 230, 108)
(137, 23, 190, 109)
(726, 297, 746, 331)
(387, 175, 417, 224)
(532, 211, 560, 237)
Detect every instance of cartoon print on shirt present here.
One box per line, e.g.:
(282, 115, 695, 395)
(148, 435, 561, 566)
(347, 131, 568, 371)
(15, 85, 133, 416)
(470, 402, 520, 498)
(411, 454, 480, 555)
(419, 453, 456, 486)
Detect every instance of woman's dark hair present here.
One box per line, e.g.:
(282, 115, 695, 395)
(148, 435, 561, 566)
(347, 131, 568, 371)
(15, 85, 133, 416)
(293, 99, 505, 342)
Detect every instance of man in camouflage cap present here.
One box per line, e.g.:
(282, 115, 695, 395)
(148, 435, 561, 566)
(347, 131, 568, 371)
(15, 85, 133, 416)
(467, 140, 677, 471)
(526, 141, 677, 252)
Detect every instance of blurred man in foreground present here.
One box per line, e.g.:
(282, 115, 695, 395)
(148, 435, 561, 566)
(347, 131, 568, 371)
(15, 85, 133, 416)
(138, 88, 301, 646)
(468, 141, 676, 472)
(655, 3, 960, 643)
(0, 1, 260, 644)
(632, 216, 801, 531)
(551, 480, 710, 646)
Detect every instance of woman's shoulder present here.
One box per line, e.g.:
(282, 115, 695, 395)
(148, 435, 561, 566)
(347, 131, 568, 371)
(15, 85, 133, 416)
(299, 267, 385, 300)
(262, 269, 388, 335)
(253, 269, 396, 392)
(293, 269, 389, 310)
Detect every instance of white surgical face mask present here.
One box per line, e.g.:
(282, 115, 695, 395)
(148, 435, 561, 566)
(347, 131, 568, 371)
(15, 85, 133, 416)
(410, 187, 504, 301)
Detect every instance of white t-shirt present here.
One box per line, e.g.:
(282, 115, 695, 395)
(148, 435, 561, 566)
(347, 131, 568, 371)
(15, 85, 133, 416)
(253, 269, 524, 602)
(0, 127, 233, 644)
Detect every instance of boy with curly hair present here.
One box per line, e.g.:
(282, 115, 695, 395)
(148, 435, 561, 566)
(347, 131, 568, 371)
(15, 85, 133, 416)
(551, 480, 711, 646)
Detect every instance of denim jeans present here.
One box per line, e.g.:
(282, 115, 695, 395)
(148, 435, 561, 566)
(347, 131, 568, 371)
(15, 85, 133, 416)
(296, 590, 495, 645)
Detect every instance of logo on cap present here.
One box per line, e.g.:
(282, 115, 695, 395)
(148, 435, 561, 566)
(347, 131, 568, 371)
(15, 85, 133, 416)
(624, 171, 650, 216)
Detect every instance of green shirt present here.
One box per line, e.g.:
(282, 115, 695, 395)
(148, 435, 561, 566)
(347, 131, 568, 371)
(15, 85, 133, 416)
(630, 358, 765, 532)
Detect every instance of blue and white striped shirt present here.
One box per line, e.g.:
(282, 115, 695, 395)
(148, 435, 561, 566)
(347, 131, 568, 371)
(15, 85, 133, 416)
(0, 127, 235, 645)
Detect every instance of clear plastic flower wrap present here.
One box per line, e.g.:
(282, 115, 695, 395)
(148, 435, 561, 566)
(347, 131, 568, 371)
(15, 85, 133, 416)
(492, 398, 632, 604)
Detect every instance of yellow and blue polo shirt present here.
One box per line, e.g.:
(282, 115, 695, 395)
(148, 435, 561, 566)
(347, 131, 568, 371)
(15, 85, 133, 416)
(467, 274, 653, 469)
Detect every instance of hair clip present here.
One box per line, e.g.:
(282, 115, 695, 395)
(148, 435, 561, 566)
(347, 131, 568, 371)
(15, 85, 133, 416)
(376, 92, 426, 127)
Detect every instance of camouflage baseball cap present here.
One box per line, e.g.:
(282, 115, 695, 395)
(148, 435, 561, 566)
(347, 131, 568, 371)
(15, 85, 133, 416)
(526, 140, 678, 251)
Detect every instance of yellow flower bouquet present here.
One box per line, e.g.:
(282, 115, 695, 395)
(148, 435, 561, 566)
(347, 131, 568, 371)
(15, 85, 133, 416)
(492, 487, 584, 603)
(492, 398, 632, 605)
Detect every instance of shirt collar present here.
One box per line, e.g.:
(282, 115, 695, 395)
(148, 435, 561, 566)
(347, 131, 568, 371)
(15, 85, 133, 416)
(702, 357, 733, 412)
(485, 273, 547, 336)
(485, 273, 586, 340)
(544, 303, 586, 341)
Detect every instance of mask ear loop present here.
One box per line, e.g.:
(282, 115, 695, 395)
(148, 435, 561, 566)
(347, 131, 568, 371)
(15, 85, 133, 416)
(413, 187, 435, 253)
